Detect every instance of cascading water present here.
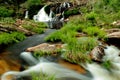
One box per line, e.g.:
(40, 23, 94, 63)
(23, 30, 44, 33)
(3, 44, 120, 80)
(1, 52, 92, 80)
(87, 45, 120, 80)
(33, 2, 72, 29)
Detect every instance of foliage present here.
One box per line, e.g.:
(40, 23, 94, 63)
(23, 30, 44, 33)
(62, 37, 98, 63)
(0, 17, 15, 24)
(0, 6, 14, 17)
(64, 8, 80, 18)
(32, 72, 55, 80)
(83, 27, 107, 39)
(45, 18, 85, 42)
(85, 11, 98, 21)
(22, 20, 47, 34)
(45, 30, 63, 42)
(34, 48, 61, 57)
(94, 0, 120, 13)
(102, 60, 112, 70)
(27, 0, 43, 7)
(0, 32, 26, 45)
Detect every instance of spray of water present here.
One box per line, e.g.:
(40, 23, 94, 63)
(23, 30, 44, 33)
(87, 45, 120, 80)
(1, 52, 92, 80)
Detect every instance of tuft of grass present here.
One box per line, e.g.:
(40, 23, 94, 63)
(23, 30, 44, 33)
(85, 12, 98, 21)
(32, 72, 55, 80)
(83, 27, 107, 39)
(22, 20, 47, 34)
(33, 49, 61, 57)
(102, 60, 112, 70)
(0, 17, 15, 26)
(62, 37, 98, 63)
(45, 30, 63, 42)
(0, 32, 26, 45)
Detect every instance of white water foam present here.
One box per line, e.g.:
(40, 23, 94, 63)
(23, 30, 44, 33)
(87, 45, 120, 80)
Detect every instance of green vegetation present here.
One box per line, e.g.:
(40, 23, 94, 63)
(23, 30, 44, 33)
(0, 17, 15, 25)
(62, 37, 98, 63)
(83, 27, 106, 39)
(64, 8, 80, 18)
(34, 49, 61, 57)
(0, 32, 26, 45)
(22, 20, 47, 34)
(0, 6, 14, 17)
(32, 72, 55, 80)
(102, 60, 112, 70)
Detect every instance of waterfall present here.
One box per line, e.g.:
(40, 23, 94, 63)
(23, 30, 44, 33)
(25, 10, 29, 19)
(33, 2, 72, 29)
(87, 45, 120, 80)
(1, 52, 92, 80)
(20, 52, 39, 65)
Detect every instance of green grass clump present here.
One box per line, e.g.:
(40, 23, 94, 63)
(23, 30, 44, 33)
(62, 37, 98, 63)
(85, 12, 98, 21)
(102, 60, 112, 70)
(45, 30, 63, 42)
(32, 72, 55, 80)
(22, 20, 47, 34)
(0, 32, 26, 45)
(83, 27, 107, 39)
(0, 17, 15, 25)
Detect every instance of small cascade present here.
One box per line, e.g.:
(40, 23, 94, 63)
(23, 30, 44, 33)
(33, 2, 72, 29)
(87, 45, 120, 80)
(1, 52, 92, 80)
(20, 52, 39, 66)
(25, 10, 29, 19)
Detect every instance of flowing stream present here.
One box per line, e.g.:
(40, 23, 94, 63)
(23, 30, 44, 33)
(1, 2, 120, 80)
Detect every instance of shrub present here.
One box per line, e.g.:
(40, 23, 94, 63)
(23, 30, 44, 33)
(0, 6, 14, 17)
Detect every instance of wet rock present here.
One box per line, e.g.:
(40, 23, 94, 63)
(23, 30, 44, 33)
(112, 20, 120, 26)
(107, 31, 120, 47)
(107, 32, 120, 38)
(105, 28, 120, 34)
(26, 43, 63, 54)
(90, 45, 106, 62)
(0, 51, 21, 75)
